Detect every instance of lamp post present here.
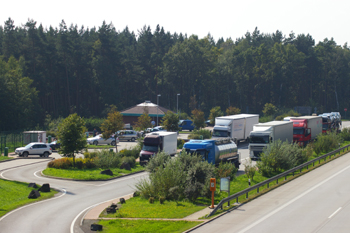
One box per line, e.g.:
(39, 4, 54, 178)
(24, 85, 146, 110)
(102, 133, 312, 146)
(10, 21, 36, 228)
(177, 93, 180, 114)
(157, 94, 161, 126)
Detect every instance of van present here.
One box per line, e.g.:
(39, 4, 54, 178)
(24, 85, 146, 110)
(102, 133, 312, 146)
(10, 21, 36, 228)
(179, 120, 194, 131)
(117, 130, 139, 142)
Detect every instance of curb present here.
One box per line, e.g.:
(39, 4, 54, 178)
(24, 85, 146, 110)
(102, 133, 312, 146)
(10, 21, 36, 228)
(40, 169, 146, 181)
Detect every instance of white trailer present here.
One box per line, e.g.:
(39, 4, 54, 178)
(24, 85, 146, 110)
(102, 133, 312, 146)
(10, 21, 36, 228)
(212, 114, 259, 145)
(249, 121, 293, 160)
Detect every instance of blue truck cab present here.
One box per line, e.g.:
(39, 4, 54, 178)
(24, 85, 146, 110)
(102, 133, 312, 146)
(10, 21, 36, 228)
(182, 138, 240, 168)
(179, 120, 194, 131)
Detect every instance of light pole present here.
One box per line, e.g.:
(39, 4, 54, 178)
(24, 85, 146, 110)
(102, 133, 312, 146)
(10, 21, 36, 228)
(157, 94, 161, 126)
(177, 93, 180, 114)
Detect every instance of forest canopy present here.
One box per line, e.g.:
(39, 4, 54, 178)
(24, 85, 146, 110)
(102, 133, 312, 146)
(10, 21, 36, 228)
(1, 17, 349, 130)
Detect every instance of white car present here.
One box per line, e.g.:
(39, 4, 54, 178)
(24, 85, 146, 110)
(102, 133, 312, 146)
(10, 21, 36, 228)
(15, 143, 52, 157)
(87, 134, 119, 146)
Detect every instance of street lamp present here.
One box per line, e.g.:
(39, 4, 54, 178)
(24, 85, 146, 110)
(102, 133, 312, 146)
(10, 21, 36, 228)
(177, 93, 180, 114)
(157, 94, 161, 126)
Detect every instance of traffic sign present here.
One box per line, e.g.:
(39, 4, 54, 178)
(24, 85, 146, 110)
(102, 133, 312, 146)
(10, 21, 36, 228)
(345, 108, 347, 112)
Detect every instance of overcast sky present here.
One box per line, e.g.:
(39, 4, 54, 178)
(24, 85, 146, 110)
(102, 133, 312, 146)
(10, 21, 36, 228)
(1, 0, 349, 46)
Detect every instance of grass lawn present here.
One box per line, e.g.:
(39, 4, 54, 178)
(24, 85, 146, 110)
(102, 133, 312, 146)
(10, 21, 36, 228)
(97, 219, 200, 233)
(0, 179, 57, 217)
(101, 196, 206, 219)
(86, 145, 114, 149)
(42, 164, 144, 180)
(0, 156, 13, 162)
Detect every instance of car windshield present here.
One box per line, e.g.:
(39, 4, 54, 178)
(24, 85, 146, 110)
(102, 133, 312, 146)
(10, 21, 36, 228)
(249, 135, 270, 143)
(212, 130, 228, 137)
(293, 128, 304, 135)
(24, 143, 34, 149)
(142, 145, 158, 152)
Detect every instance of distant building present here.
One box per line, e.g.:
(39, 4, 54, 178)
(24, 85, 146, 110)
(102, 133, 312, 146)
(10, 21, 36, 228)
(120, 101, 172, 126)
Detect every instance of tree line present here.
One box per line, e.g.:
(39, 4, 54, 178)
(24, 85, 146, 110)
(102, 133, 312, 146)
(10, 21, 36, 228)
(1, 17, 350, 131)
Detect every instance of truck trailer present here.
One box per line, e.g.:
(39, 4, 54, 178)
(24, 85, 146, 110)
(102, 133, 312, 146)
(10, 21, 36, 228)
(212, 114, 259, 145)
(290, 116, 322, 146)
(139, 131, 177, 165)
(249, 121, 293, 160)
(183, 138, 240, 168)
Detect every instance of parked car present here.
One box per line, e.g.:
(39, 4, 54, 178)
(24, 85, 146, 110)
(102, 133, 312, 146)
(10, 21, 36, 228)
(152, 126, 166, 131)
(206, 120, 214, 127)
(179, 120, 194, 131)
(15, 143, 52, 157)
(49, 140, 61, 150)
(87, 134, 119, 146)
(117, 130, 139, 142)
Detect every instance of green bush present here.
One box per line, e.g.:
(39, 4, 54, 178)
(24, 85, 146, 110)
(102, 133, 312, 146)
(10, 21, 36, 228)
(96, 150, 121, 169)
(340, 127, 350, 141)
(313, 132, 342, 155)
(121, 156, 136, 168)
(84, 117, 104, 131)
(216, 162, 237, 179)
(145, 151, 171, 173)
(188, 129, 212, 139)
(119, 147, 140, 160)
(149, 197, 155, 204)
(159, 196, 165, 204)
(244, 159, 257, 181)
(84, 151, 98, 159)
(177, 138, 185, 149)
(48, 158, 72, 169)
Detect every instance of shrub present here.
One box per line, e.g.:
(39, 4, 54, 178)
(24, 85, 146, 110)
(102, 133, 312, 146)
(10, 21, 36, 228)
(75, 158, 84, 169)
(216, 162, 237, 179)
(119, 147, 140, 160)
(48, 158, 72, 169)
(145, 151, 171, 173)
(244, 159, 257, 181)
(149, 197, 154, 204)
(159, 196, 165, 204)
(188, 129, 212, 139)
(340, 127, 350, 141)
(177, 138, 185, 149)
(121, 156, 136, 168)
(84, 151, 98, 159)
(313, 132, 342, 155)
(96, 150, 121, 169)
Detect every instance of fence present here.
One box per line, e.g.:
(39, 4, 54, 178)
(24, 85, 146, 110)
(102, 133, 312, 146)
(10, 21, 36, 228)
(0, 130, 24, 155)
(208, 144, 350, 217)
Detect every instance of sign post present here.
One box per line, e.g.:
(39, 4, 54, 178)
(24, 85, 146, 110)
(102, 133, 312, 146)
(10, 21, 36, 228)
(210, 178, 216, 209)
(220, 177, 231, 207)
(345, 108, 347, 119)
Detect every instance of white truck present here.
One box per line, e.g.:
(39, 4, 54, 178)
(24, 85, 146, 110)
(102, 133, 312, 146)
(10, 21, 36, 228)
(249, 121, 293, 160)
(212, 114, 259, 145)
(139, 131, 177, 165)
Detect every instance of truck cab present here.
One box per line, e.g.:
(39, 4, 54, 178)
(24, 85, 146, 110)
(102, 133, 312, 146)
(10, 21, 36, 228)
(290, 119, 311, 146)
(248, 127, 273, 159)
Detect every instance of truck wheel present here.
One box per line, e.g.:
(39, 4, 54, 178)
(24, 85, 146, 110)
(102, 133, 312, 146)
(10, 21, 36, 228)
(131, 137, 135, 142)
(23, 152, 29, 157)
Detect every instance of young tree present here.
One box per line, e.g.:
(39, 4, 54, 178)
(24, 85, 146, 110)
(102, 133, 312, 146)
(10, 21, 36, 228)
(262, 103, 277, 116)
(101, 105, 124, 152)
(135, 107, 152, 131)
(57, 113, 87, 167)
(226, 106, 241, 116)
(209, 106, 223, 125)
(191, 109, 206, 129)
(162, 111, 180, 132)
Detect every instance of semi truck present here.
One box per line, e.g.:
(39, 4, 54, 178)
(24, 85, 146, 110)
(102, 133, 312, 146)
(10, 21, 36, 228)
(212, 114, 259, 145)
(139, 131, 177, 165)
(249, 121, 293, 160)
(290, 116, 322, 146)
(183, 138, 240, 168)
(319, 113, 341, 133)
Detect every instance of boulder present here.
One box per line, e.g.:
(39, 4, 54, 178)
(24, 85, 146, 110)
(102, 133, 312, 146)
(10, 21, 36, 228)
(28, 183, 38, 188)
(28, 190, 41, 199)
(38, 183, 50, 192)
(120, 162, 131, 171)
(106, 207, 116, 214)
(90, 224, 103, 231)
(110, 203, 117, 209)
(120, 198, 126, 204)
(100, 169, 113, 176)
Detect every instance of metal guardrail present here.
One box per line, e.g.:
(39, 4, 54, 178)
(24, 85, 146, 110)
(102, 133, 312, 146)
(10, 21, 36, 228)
(208, 144, 350, 217)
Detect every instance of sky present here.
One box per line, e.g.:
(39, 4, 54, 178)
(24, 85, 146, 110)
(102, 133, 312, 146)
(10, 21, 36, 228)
(1, 0, 349, 46)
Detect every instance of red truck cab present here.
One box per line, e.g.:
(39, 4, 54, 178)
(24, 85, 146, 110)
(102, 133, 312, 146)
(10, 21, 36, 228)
(291, 119, 311, 146)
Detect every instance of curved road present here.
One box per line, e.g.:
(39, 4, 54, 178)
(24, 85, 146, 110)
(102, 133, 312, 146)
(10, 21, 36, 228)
(0, 161, 147, 233)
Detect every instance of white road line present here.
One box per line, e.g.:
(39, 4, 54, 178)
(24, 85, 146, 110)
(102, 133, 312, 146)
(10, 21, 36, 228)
(238, 163, 350, 233)
(70, 193, 133, 233)
(328, 207, 342, 219)
(0, 188, 67, 222)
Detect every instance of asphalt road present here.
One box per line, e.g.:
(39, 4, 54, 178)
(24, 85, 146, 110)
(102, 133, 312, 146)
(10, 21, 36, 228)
(0, 160, 147, 233)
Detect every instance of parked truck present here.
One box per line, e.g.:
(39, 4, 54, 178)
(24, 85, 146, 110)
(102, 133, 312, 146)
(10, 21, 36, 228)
(290, 116, 322, 146)
(183, 138, 240, 168)
(249, 121, 293, 160)
(212, 114, 259, 145)
(139, 132, 177, 165)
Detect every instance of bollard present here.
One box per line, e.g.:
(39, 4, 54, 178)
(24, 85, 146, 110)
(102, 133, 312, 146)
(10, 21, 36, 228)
(48, 136, 52, 143)
(4, 147, 8, 157)
(110, 149, 113, 152)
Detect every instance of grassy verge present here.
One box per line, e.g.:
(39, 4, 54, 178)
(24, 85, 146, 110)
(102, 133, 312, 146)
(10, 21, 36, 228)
(86, 145, 114, 149)
(100, 196, 205, 219)
(0, 179, 58, 217)
(97, 219, 200, 233)
(42, 164, 144, 180)
(0, 156, 13, 161)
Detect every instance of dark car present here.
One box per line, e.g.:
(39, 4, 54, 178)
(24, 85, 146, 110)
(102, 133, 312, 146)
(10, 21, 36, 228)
(206, 120, 214, 127)
(49, 141, 61, 150)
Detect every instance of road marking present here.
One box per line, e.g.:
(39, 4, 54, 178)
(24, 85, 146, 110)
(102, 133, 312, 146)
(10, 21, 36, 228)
(0, 188, 67, 222)
(237, 163, 350, 233)
(328, 207, 342, 219)
(70, 193, 133, 233)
